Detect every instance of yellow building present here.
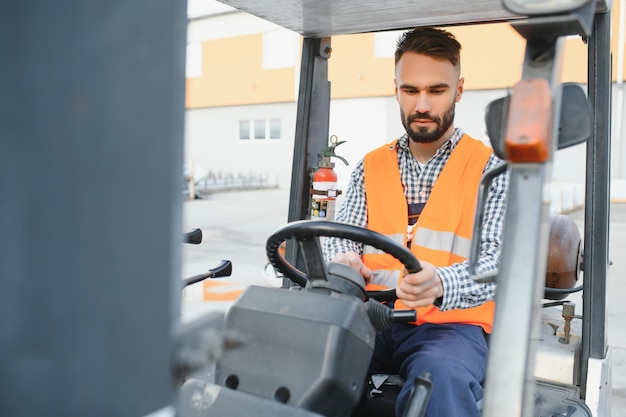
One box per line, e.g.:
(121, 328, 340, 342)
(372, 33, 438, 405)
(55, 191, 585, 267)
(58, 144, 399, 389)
(184, 0, 626, 201)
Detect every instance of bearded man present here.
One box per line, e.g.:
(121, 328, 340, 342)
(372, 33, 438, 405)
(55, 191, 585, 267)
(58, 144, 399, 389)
(323, 27, 509, 417)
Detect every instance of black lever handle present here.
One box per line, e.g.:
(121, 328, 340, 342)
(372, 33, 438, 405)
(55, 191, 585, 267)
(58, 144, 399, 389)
(391, 309, 417, 323)
(365, 299, 417, 332)
(181, 259, 232, 288)
(183, 228, 203, 245)
(367, 288, 398, 303)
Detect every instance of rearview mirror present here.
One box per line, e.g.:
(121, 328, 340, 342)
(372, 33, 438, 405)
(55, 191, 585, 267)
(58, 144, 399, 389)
(485, 82, 592, 160)
(502, 0, 593, 15)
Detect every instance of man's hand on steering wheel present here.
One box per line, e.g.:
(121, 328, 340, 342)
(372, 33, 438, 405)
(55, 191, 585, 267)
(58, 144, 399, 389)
(331, 251, 374, 283)
(333, 252, 443, 308)
(396, 260, 444, 308)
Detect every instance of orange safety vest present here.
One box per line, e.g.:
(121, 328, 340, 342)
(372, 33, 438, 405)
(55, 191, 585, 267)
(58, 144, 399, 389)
(362, 134, 495, 333)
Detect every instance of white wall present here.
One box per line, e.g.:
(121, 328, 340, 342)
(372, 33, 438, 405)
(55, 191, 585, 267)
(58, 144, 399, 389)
(612, 84, 626, 200)
(184, 90, 595, 200)
(184, 102, 297, 188)
(328, 96, 402, 194)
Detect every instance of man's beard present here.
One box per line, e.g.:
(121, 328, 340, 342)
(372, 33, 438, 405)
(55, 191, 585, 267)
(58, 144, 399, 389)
(401, 101, 456, 144)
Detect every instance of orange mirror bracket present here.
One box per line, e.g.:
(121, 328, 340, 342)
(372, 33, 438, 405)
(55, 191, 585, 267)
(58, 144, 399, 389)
(504, 78, 553, 163)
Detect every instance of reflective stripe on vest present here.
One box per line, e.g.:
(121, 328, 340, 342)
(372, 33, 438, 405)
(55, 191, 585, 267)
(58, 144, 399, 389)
(363, 233, 405, 254)
(413, 227, 472, 259)
(364, 229, 471, 258)
(362, 135, 496, 333)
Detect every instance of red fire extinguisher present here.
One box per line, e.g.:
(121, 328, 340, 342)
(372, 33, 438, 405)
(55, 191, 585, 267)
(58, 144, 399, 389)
(310, 135, 348, 221)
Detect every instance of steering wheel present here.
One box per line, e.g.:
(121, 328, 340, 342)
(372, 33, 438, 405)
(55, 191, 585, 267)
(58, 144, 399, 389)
(266, 220, 422, 300)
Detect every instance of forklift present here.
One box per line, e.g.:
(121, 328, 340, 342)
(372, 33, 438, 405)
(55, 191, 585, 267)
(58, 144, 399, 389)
(0, 0, 613, 416)
(177, 0, 614, 416)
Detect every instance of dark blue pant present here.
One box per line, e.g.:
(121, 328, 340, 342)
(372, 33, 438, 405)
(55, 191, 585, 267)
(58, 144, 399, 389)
(369, 322, 488, 417)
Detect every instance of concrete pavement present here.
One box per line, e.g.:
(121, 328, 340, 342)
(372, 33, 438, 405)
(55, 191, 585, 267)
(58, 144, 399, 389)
(180, 187, 625, 416)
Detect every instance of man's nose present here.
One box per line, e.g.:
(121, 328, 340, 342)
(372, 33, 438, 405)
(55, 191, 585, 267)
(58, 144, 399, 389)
(414, 92, 431, 113)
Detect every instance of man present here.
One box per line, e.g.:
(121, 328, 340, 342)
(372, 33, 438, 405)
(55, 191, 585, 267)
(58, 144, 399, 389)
(323, 27, 508, 417)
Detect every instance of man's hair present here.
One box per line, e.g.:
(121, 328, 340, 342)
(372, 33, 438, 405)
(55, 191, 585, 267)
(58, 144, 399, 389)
(395, 27, 461, 71)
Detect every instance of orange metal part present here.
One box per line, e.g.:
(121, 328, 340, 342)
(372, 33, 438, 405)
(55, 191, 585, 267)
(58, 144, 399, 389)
(202, 280, 245, 301)
(504, 78, 553, 163)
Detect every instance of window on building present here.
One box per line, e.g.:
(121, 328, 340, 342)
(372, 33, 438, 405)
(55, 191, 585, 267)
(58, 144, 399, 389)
(269, 119, 281, 139)
(238, 119, 282, 141)
(239, 120, 251, 140)
(254, 119, 266, 139)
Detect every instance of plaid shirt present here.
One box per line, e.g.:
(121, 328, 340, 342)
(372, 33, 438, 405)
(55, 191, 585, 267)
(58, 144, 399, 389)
(322, 128, 508, 311)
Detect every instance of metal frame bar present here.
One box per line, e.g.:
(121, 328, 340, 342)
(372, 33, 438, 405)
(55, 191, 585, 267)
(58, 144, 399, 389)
(580, 9, 612, 395)
(285, 37, 332, 275)
(482, 36, 566, 417)
(288, 37, 332, 223)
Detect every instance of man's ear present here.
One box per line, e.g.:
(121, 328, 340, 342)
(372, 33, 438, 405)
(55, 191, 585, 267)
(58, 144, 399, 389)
(456, 77, 465, 102)
(394, 78, 399, 102)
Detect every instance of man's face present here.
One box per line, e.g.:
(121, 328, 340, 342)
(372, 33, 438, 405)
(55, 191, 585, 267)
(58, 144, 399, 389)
(394, 52, 464, 144)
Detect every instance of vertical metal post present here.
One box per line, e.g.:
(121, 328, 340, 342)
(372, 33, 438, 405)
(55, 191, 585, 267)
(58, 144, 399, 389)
(482, 36, 565, 417)
(580, 9, 612, 395)
(287, 37, 332, 223)
(285, 37, 331, 277)
(0, 1, 187, 416)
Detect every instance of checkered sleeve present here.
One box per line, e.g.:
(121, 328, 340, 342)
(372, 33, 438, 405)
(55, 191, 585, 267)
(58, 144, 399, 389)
(322, 158, 368, 261)
(436, 154, 509, 311)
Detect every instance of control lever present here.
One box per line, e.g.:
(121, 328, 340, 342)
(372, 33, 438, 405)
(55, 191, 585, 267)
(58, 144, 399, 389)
(401, 372, 433, 417)
(182, 259, 233, 288)
(183, 228, 203, 244)
(365, 298, 416, 332)
(367, 288, 398, 303)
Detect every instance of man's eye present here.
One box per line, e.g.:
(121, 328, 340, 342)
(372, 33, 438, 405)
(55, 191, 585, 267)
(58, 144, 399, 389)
(431, 89, 444, 94)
